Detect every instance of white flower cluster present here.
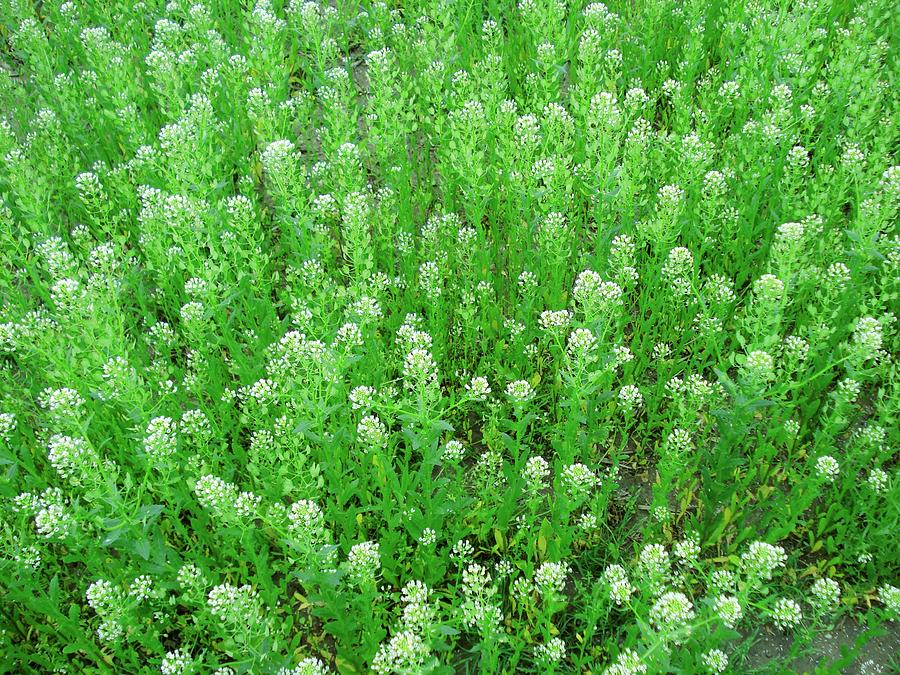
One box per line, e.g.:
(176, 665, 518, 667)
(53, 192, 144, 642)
(86, 578, 130, 643)
(402, 347, 439, 393)
(371, 630, 431, 674)
(287, 499, 328, 545)
(561, 463, 598, 499)
(851, 316, 884, 363)
(638, 543, 671, 587)
(143, 416, 177, 461)
(334, 322, 363, 349)
(770, 597, 802, 630)
(465, 375, 491, 400)
(602, 564, 636, 605)
(810, 577, 841, 610)
(506, 379, 535, 404)
(160, 649, 192, 675)
(539, 309, 571, 332)
(743, 350, 775, 383)
(15, 488, 76, 540)
(674, 534, 700, 563)
(350, 295, 383, 324)
(0, 411, 16, 442)
(878, 584, 900, 616)
(649, 591, 695, 639)
(11, 535, 41, 571)
(701, 649, 728, 674)
(664, 428, 692, 457)
(713, 594, 743, 628)
(604, 647, 647, 675)
(47, 434, 96, 484)
(535, 637, 566, 665)
(460, 562, 502, 635)
(86, 579, 124, 615)
(868, 467, 889, 494)
(573, 270, 624, 317)
(740, 541, 787, 581)
(400, 580, 435, 632)
(523, 455, 550, 492)
(346, 540, 381, 585)
(207, 583, 260, 624)
(442, 439, 465, 463)
(567, 327, 598, 360)
(357, 414, 389, 451)
(176, 564, 206, 592)
(661, 247, 694, 298)
(814, 455, 840, 482)
(534, 560, 570, 599)
(753, 274, 785, 304)
(277, 658, 330, 675)
(618, 385, 643, 413)
(38, 386, 86, 420)
(349, 385, 378, 411)
(194, 474, 261, 521)
(125, 575, 152, 605)
(181, 409, 212, 442)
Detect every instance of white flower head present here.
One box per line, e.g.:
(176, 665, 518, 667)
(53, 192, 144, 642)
(346, 540, 381, 585)
(815, 455, 840, 482)
(771, 597, 802, 630)
(506, 379, 535, 404)
(811, 577, 841, 610)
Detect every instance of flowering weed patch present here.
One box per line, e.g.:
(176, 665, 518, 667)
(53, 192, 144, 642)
(0, 0, 897, 673)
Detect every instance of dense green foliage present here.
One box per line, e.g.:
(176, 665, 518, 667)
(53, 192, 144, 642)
(0, 0, 898, 673)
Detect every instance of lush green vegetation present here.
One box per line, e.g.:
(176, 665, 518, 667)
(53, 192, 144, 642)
(0, 0, 897, 672)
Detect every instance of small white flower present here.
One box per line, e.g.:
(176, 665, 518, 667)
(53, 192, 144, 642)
(602, 564, 635, 605)
(618, 385, 643, 412)
(506, 379, 535, 404)
(567, 327, 597, 360)
(713, 594, 743, 628)
(639, 543, 670, 580)
(868, 467, 889, 494)
(535, 637, 566, 665)
(771, 597, 802, 629)
(129, 575, 153, 602)
(744, 350, 775, 382)
(402, 348, 439, 392)
(577, 511, 598, 531)
(878, 584, 900, 616)
(741, 541, 787, 581)
(815, 455, 840, 482)
(561, 463, 597, 499)
(288, 499, 327, 543)
(523, 455, 550, 491)
(357, 414, 389, 451)
(534, 561, 570, 598)
(649, 591, 695, 639)
(144, 416, 177, 461)
(604, 647, 647, 675)
(701, 649, 728, 673)
(419, 528, 436, 546)
(539, 309, 571, 332)
(836, 377, 860, 403)
(811, 577, 840, 611)
(371, 630, 430, 673)
(465, 376, 491, 400)
(0, 411, 16, 442)
(207, 583, 259, 623)
(161, 649, 192, 675)
(346, 541, 381, 585)
(442, 439, 465, 463)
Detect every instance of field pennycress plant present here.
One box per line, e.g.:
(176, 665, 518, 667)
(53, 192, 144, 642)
(0, 0, 898, 673)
